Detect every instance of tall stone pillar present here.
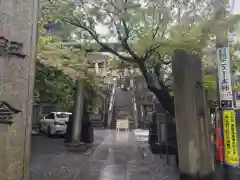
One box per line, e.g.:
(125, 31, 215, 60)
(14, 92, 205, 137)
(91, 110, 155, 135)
(0, 0, 38, 179)
(172, 50, 214, 180)
(72, 78, 84, 143)
(95, 62, 99, 74)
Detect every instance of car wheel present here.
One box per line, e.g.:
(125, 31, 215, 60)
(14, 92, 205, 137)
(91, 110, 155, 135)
(47, 126, 53, 137)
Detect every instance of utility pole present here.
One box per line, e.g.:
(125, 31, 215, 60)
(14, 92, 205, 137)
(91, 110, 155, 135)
(215, 0, 240, 179)
(0, 0, 38, 179)
(172, 50, 215, 180)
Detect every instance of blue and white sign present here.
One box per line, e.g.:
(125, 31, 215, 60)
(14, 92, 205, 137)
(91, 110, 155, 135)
(217, 47, 234, 108)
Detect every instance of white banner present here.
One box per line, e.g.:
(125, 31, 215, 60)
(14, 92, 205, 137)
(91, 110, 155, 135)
(217, 47, 234, 108)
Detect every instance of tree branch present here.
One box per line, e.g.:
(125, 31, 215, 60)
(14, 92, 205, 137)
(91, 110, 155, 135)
(143, 44, 162, 60)
(138, 60, 175, 117)
(119, 19, 142, 60)
(116, 0, 142, 61)
(60, 16, 135, 62)
(138, 61, 158, 90)
(48, 0, 136, 62)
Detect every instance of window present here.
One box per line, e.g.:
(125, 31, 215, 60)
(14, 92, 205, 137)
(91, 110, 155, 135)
(45, 113, 54, 119)
(56, 113, 69, 118)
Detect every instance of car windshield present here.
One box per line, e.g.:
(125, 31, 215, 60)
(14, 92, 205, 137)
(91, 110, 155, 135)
(56, 113, 69, 118)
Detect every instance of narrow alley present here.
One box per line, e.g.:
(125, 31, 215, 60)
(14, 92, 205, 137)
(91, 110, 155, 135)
(30, 130, 179, 180)
(73, 130, 179, 180)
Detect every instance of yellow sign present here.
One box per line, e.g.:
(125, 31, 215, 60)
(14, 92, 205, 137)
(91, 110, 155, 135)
(222, 110, 239, 166)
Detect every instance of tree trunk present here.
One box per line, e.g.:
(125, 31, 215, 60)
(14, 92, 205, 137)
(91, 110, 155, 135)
(154, 89, 175, 117)
(138, 61, 175, 117)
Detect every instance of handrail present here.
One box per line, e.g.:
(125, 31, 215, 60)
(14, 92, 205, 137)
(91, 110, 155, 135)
(109, 83, 116, 111)
(132, 95, 138, 128)
(131, 78, 138, 128)
(107, 83, 116, 127)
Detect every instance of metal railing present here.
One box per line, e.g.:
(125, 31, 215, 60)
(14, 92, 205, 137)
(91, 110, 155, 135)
(130, 78, 139, 128)
(107, 83, 116, 128)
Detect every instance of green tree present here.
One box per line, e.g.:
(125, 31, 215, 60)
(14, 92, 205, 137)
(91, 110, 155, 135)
(47, 0, 240, 117)
(35, 8, 74, 109)
(36, 34, 104, 111)
(36, 4, 103, 111)
(34, 61, 76, 110)
(40, 0, 76, 41)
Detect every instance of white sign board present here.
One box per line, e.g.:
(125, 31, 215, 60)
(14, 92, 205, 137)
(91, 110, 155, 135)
(217, 47, 234, 108)
(116, 119, 129, 131)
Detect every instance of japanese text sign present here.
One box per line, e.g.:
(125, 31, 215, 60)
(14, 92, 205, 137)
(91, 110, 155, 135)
(0, 36, 26, 58)
(217, 47, 233, 108)
(222, 110, 239, 166)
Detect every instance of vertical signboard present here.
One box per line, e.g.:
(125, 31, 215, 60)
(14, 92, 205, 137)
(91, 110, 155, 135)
(217, 47, 234, 108)
(222, 110, 239, 166)
(216, 47, 239, 166)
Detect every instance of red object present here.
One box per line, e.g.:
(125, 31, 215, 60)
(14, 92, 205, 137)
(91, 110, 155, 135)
(215, 127, 223, 162)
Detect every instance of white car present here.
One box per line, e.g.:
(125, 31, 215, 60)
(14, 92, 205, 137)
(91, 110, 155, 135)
(39, 112, 72, 136)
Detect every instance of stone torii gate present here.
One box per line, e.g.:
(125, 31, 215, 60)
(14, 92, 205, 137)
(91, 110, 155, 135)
(62, 42, 130, 76)
(61, 42, 130, 143)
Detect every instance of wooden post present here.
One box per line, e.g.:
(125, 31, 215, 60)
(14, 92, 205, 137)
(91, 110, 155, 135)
(0, 0, 38, 179)
(172, 50, 215, 180)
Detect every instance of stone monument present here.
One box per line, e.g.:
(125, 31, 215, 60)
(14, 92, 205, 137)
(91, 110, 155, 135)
(0, 0, 38, 179)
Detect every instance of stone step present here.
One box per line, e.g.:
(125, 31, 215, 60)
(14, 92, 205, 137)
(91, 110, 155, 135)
(91, 119, 103, 126)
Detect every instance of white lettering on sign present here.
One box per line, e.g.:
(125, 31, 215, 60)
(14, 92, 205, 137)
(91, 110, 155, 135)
(217, 47, 233, 105)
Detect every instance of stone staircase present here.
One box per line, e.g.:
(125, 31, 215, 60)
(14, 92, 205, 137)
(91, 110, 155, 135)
(91, 118, 103, 127)
(111, 87, 135, 130)
(111, 110, 135, 130)
(128, 116, 135, 130)
(111, 107, 128, 129)
(111, 118, 117, 129)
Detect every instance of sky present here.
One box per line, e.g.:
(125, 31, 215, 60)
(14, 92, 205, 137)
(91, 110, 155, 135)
(232, 0, 240, 14)
(230, 0, 240, 41)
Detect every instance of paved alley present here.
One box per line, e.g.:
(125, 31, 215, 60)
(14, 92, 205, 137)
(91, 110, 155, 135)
(29, 129, 110, 180)
(73, 131, 179, 180)
(30, 129, 179, 180)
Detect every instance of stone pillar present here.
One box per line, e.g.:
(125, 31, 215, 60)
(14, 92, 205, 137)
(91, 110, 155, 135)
(0, 0, 38, 179)
(95, 62, 99, 74)
(71, 78, 84, 143)
(172, 50, 214, 180)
